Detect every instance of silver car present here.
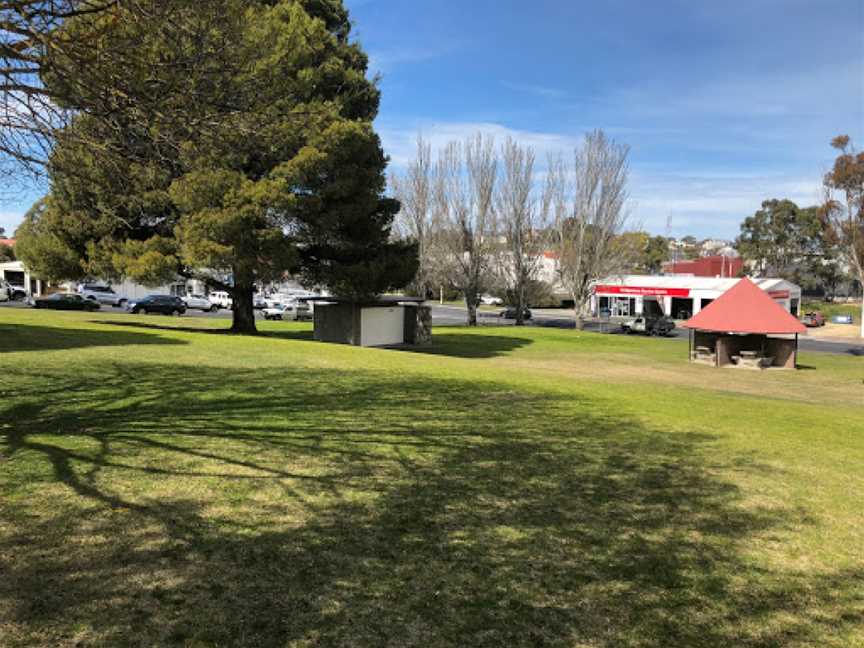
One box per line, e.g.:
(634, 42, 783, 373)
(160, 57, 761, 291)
(183, 294, 218, 312)
(78, 284, 128, 308)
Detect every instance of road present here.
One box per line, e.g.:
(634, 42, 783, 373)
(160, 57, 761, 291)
(3, 300, 861, 356)
(429, 304, 864, 356)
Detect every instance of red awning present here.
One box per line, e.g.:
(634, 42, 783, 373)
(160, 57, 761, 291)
(682, 277, 806, 335)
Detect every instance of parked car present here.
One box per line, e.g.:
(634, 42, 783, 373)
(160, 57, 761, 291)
(209, 291, 232, 309)
(253, 293, 267, 309)
(480, 294, 504, 306)
(832, 314, 854, 325)
(33, 293, 101, 311)
(621, 315, 676, 336)
(183, 293, 218, 312)
(800, 311, 826, 327)
(78, 284, 129, 308)
(499, 306, 532, 320)
(6, 284, 28, 300)
(262, 301, 311, 321)
(128, 295, 186, 315)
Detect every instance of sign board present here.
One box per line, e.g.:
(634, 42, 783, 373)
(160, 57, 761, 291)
(594, 285, 691, 298)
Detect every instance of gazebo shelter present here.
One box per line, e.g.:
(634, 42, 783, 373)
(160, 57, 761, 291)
(682, 277, 807, 370)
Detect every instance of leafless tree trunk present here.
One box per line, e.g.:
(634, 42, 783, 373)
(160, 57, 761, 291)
(391, 134, 435, 298)
(544, 130, 630, 330)
(435, 133, 497, 326)
(495, 137, 545, 325)
(821, 135, 864, 338)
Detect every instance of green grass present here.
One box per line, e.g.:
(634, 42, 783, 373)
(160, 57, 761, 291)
(1, 308, 863, 647)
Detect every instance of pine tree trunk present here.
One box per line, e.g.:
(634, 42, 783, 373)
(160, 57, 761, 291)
(231, 283, 257, 334)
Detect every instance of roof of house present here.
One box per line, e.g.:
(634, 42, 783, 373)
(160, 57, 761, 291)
(682, 277, 807, 335)
(311, 295, 426, 306)
(0, 238, 14, 247)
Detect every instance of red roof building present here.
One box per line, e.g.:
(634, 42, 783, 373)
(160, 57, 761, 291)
(682, 277, 805, 369)
(683, 277, 806, 335)
(0, 238, 14, 248)
(662, 255, 743, 278)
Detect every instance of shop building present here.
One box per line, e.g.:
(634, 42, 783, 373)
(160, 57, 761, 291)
(591, 275, 801, 320)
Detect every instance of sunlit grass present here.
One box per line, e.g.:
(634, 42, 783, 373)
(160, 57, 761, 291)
(1, 308, 862, 647)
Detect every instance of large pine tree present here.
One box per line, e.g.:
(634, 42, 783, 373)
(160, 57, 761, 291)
(16, 0, 417, 332)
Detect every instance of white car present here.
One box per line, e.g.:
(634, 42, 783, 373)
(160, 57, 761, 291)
(264, 293, 293, 308)
(209, 291, 232, 309)
(480, 294, 503, 305)
(183, 294, 218, 312)
(262, 302, 311, 321)
(253, 293, 267, 309)
(78, 284, 129, 308)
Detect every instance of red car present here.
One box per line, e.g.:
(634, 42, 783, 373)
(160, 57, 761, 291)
(801, 311, 826, 327)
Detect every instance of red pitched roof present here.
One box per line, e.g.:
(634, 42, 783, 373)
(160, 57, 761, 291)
(682, 277, 806, 335)
(0, 238, 13, 247)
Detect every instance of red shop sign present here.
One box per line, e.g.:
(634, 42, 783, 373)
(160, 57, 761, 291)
(595, 285, 691, 298)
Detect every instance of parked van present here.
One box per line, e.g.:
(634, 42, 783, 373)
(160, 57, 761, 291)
(209, 291, 232, 308)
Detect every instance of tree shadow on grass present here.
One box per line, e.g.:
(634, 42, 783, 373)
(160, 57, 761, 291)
(407, 333, 535, 359)
(0, 364, 861, 646)
(0, 323, 187, 353)
(90, 319, 316, 342)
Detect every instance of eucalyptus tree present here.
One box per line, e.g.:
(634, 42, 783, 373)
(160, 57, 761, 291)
(821, 135, 864, 337)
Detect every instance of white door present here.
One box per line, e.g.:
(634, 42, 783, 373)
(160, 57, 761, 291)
(360, 307, 404, 347)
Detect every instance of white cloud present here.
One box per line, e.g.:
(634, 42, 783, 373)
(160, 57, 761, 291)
(380, 119, 828, 239)
(629, 171, 824, 238)
(0, 211, 26, 235)
(379, 120, 584, 167)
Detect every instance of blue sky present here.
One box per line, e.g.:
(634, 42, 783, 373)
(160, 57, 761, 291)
(351, 0, 864, 239)
(1, 0, 862, 239)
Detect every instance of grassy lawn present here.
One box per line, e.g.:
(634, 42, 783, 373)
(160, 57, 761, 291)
(1, 308, 863, 647)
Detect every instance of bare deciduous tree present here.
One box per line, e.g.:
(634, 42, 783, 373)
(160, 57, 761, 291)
(391, 134, 435, 298)
(545, 129, 630, 329)
(495, 137, 545, 325)
(820, 135, 864, 337)
(1, 1, 120, 177)
(435, 133, 497, 326)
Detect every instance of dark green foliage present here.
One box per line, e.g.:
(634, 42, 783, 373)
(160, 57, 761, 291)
(736, 199, 844, 293)
(20, 0, 416, 332)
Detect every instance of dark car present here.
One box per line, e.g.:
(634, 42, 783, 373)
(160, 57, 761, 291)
(801, 311, 826, 327)
(128, 295, 186, 315)
(33, 293, 101, 311)
(499, 306, 532, 320)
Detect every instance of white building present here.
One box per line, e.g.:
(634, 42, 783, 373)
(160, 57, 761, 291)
(591, 275, 801, 320)
(0, 261, 44, 296)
